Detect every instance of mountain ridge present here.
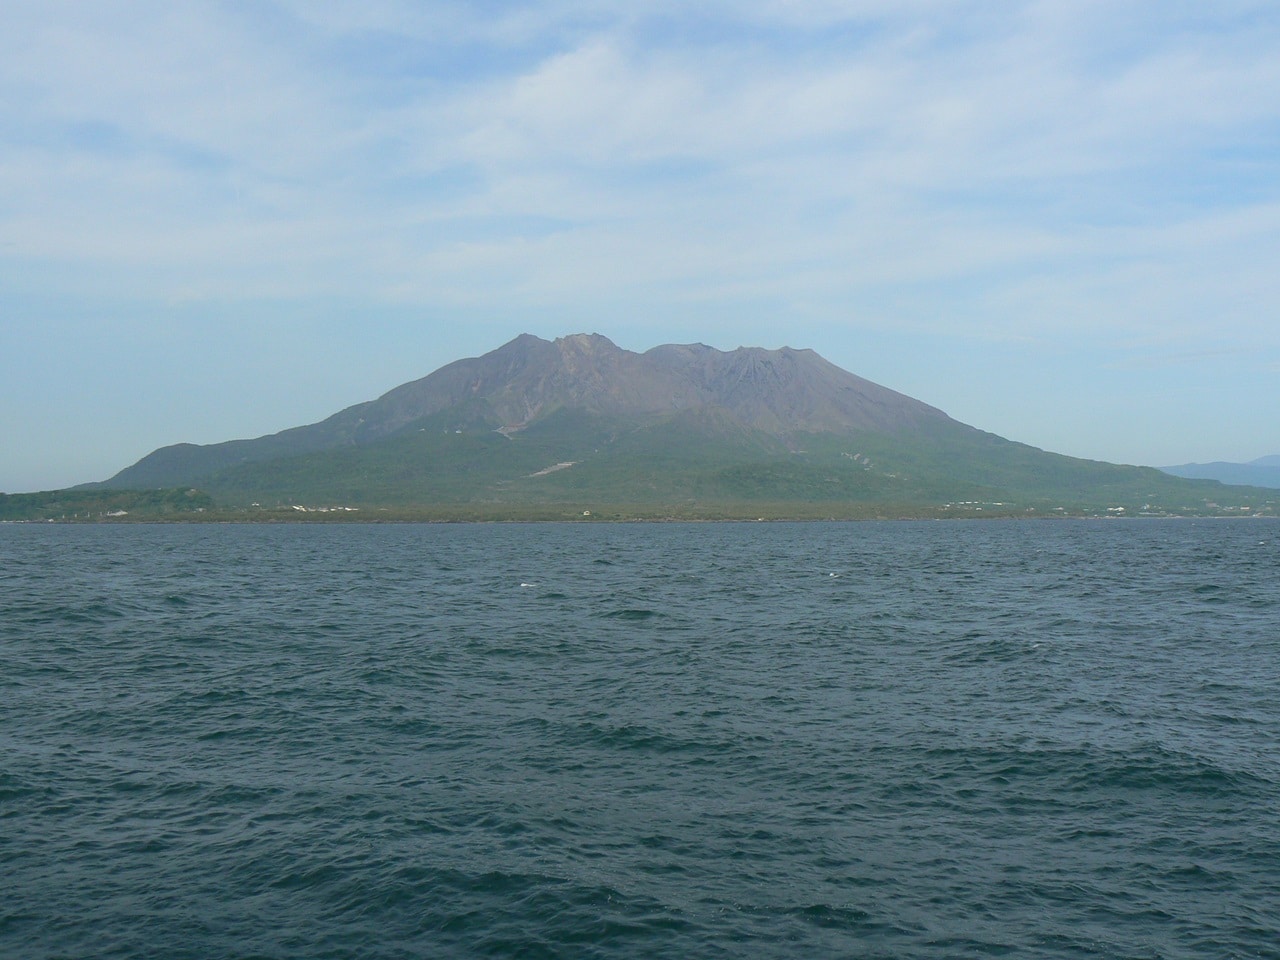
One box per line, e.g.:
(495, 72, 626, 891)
(100, 333, 961, 490)
(1161, 457, 1280, 489)
(80, 333, 1276, 518)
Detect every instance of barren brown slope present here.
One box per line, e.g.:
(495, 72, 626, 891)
(99, 333, 962, 489)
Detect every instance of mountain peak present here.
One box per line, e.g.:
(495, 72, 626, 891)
(100, 333, 960, 490)
(84, 331, 1261, 518)
(554, 332, 618, 352)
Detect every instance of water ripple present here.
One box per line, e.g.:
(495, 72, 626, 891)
(2, 519, 1278, 958)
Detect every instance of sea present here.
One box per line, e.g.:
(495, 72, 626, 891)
(2, 519, 1278, 959)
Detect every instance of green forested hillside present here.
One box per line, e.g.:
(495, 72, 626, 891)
(0, 487, 213, 521)
(77, 405, 1270, 519)
(57, 334, 1277, 520)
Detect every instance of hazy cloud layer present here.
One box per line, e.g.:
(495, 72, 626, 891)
(3, 1, 1278, 489)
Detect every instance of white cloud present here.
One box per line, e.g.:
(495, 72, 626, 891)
(3, 0, 1280, 488)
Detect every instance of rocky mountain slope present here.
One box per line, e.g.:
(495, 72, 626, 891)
(103, 333, 959, 489)
(89, 333, 1269, 516)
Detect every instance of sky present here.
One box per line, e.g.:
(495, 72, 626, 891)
(3, 0, 1279, 493)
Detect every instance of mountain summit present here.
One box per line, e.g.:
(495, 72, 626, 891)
(385, 332, 955, 437)
(104, 334, 959, 488)
(95, 333, 1249, 516)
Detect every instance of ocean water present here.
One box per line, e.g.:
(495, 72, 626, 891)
(2, 519, 1278, 959)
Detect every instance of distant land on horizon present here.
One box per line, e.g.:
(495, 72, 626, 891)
(5, 333, 1275, 521)
(1160, 456, 1280, 489)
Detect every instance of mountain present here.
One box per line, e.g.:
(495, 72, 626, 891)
(1161, 457, 1280, 489)
(103, 333, 951, 488)
(86, 333, 1272, 519)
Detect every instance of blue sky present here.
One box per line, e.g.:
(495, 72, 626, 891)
(3, 0, 1278, 492)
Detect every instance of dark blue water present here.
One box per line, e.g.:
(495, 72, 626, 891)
(3, 520, 1278, 959)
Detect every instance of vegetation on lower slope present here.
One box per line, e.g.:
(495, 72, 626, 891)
(65, 333, 1276, 521)
(0, 487, 214, 521)
(42, 404, 1268, 521)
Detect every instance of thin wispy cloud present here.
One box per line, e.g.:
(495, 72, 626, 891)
(2, 0, 1278, 489)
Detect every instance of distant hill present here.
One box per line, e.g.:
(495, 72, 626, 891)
(80, 333, 1274, 519)
(1160, 457, 1280, 489)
